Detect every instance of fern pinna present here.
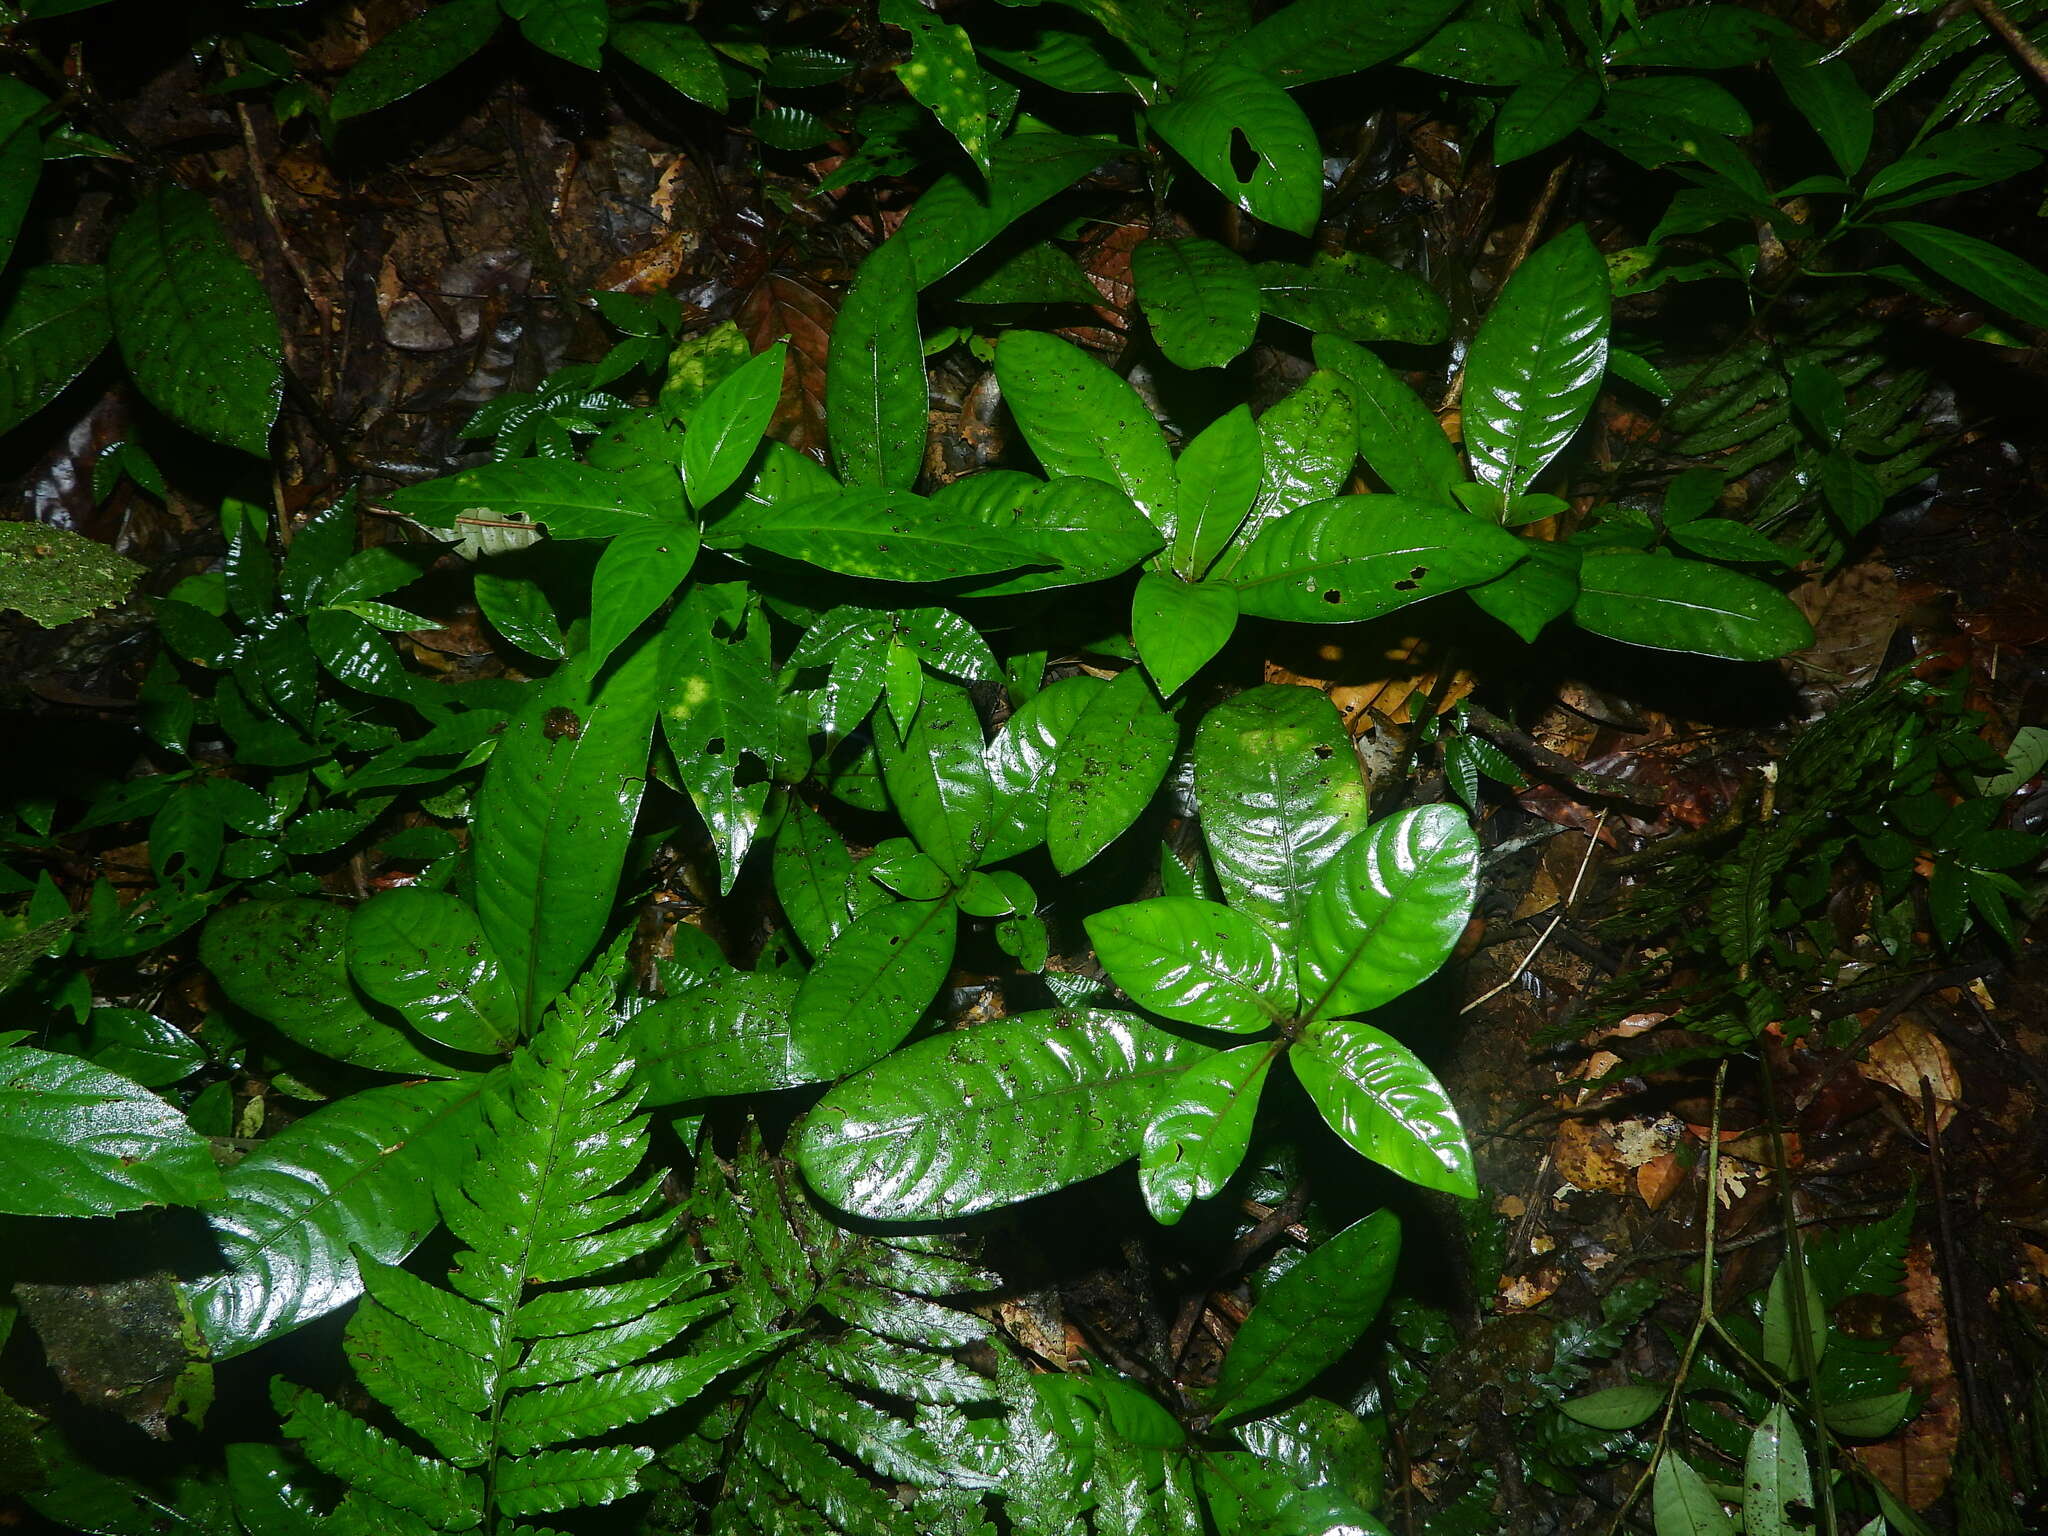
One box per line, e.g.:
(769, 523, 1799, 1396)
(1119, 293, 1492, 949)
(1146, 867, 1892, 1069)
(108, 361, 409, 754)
(275, 963, 787, 1534)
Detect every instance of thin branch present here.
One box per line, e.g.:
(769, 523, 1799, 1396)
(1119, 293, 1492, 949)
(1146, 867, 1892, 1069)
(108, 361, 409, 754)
(1461, 812, 1605, 1015)
(1460, 700, 1668, 806)
(1970, 0, 2048, 89)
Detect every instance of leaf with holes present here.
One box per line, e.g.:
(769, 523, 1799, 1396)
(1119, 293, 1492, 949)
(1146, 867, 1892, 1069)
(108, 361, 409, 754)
(1572, 552, 1814, 661)
(1227, 495, 1524, 622)
(1047, 667, 1178, 874)
(794, 1009, 1212, 1221)
(109, 186, 283, 457)
(1463, 226, 1609, 496)
(1131, 237, 1259, 370)
(1085, 897, 1289, 1031)
(1300, 804, 1479, 1022)
(1152, 63, 1321, 237)
(1292, 1018, 1476, 1196)
(996, 330, 1178, 540)
(1139, 1043, 1276, 1225)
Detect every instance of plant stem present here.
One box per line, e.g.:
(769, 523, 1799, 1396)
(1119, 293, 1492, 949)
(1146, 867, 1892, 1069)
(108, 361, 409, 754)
(1458, 701, 1668, 806)
(1970, 0, 2048, 89)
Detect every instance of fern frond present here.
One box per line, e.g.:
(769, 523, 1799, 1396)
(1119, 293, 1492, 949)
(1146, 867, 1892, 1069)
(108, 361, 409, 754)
(281, 960, 784, 1532)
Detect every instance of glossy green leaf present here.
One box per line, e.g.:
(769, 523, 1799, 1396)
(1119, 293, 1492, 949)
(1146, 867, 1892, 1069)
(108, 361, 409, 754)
(979, 26, 1137, 94)
(474, 569, 566, 660)
(893, 132, 1117, 287)
(1046, 666, 1177, 874)
(0, 1045, 222, 1217)
(1608, 7, 1789, 68)
(684, 342, 785, 509)
(588, 521, 699, 670)
(1228, 495, 1525, 622)
(883, 0, 995, 173)
(1131, 237, 1259, 370)
(877, 676, 992, 880)
(829, 238, 925, 492)
(793, 1008, 1212, 1220)
(1653, 1451, 1738, 1536)
(1173, 404, 1262, 576)
(1086, 897, 1289, 1031)
(1668, 518, 1793, 566)
(954, 240, 1103, 304)
(1606, 76, 1753, 138)
(346, 889, 518, 1055)
(715, 488, 1048, 582)
(1823, 1391, 1912, 1438)
(1885, 221, 2048, 332)
(0, 79, 45, 277)
(1762, 1256, 1828, 1379)
(1134, 574, 1238, 697)
(1572, 552, 1815, 661)
(626, 970, 813, 1102)
(996, 330, 1178, 539)
(1771, 42, 1873, 176)
(1561, 1384, 1664, 1429)
(84, 1008, 204, 1087)
(1233, 1396, 1386, 1513)
(1292, 1018, 1476, 1196)
(1497, 66, 1599, 163)
(949, 473, 1164, 596)
(772, 798, 859, 958)
(1200, 1451, 1392, 1536)
(332, 0, 498, 117)
(1258, 251, 1450, 347)
(1742, 1404, 1813, 1536)
(473, 630, 664, 1028)
(1222, 370, 1358, 564)
(1301, 804, 1479, 1023)
(1212, 1209, 1401, 1422)
(1238, 0, 1459, 86)
(200, 900, 452, 1075)
(515, 0, 606, 69)
(109, 186, 283, 457)
(982, 673, 1107, 863)
(1139, 1043, 1276, 1224)
(1463, 224, 1609, 493)
(188, 1077, 482, 1357)
(608, 21, 727, 110)
(1313, 335, 1460, 504)
(787, 897, 959, 1081)
(1193, 685, 1368, 950)
(661, 588, 780, 895)
(386, 458, 660, 538)
(1469, 539, 1578, 643)
(1151, 63, 1321, 237)
(0, 265, 110, 435)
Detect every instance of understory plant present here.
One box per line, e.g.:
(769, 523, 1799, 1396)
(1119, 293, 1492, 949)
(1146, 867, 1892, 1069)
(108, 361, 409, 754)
(2, 0, 2045, 1533)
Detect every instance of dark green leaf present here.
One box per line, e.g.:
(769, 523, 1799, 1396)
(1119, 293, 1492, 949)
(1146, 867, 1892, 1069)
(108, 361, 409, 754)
(109, 186, 283, 457)
(1312, 335, 1460, 504)
(1496, 66, 1599, 163)
(1771, 42, 1872, 177)
(609, 21, 727, 110)
(980, 26, 1138, 94)
(385, 458, 660, 538)
(793, 1009, 1212, 1220)
(1468, 539, 1579, 643)
(0, 1045, 222, 1217)
(1668, 518, 1792, 565)
(85, 1008, 205, 1087)
(0, 265, 109, 435)
(331, 0, 498, 118)
(1131, 236, 1259, 369)
(0, 79, 46, 276)
(587, 522, 699, 669)
(1561, 1384, 1664, 1429)
(1885, 220, 2048, 332)
(662, 589, 781, 894)
(1151, 62, 1321, 236)
(1228, 495, 1525, 621)
(949, 472, 1164, 596)
(1232, 370, 1359, 558)
(829, 239, 925, 492)
(1604, 76, 1753, 136)
(1172, 404, 1261, 576)
(878, 676, 992, 880)
(1086, 897, 1289, 1031)
(982, 673, 1106, 863)
(474, 570, 567, 659)
(1608, 7, 1789, 69)
(347, 889, 518, 1055)
(1134, 574, 1238, 697)
(1257, 250, 1449, 347)
(684, 341, 785, 509)
(1233, 1397, 1386, 1512)
(627, 970, 812, 1101)
(1046, 666, 1177, 874)
(1140, 1043, 1276, 1224)
(954, 240, 1103, 305)
(715, 487, 1047, 582)
(883, 0, 996, 173)
(1239, 0, 1461, 86)
(893, 133, 1117, 286)
(996, 330, 1177, 539)
(789, 897, 958, 1081)
(515, 0, 606, 70)
(1292, 1018, 1476, 1196)
(773, 797, 859, 957)
(1301, 805, 1479, 1022)
(1405, 17, 1548, 85)
(1572, 552, 1814, 661)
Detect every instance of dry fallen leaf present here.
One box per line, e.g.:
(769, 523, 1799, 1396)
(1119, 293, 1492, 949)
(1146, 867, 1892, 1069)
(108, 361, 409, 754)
(1856, 1018, 1961, 1132)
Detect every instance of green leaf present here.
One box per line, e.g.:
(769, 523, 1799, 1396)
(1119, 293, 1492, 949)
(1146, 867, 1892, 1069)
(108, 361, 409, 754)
(1561, 1384, 1664, 1429)
(1046, 666, 1177, 874)
(1151, 62, 1322, 236)
(1762, 1257, 1828, 1379)
(1173, 404, 1262, 576)
(1608, 7, 1789, 69)
(1604, 76, 1753, 137)
(473, 631, 664, 1028)
(954, 240, 1103, 304)
(1230, 370, 1359, 560)
(1301, 804, 1479, 1022)
(0, 265, 110, 435)
(1086, 897, 1290, 1031)
(829, 239, 925, 492)
(1312, 335, 1460, 504)
(1193, 684, 1368, 950)
(793, 1009, 1212, 1220)
(1131, 236, 1259, 369)
(893, 132, 1117, 287)
(996, 330, 1178, 539)
(0, 78, 46, 276)
(1257, 250, 1449, 346)
(1771, 42, 1872, 176)
(1239, 0, 1459, 85)
(1227, 495, 1525, 622)
(982, 673, 1106, 863)
(1572, 552, 1815, 661)
(883, 0, 996, 173)
(1211, 1209, 1401, 1422)
(515, 0, 607, 70)
(1139, 1043, 1276, 1224)
(347, 889, 518, 1055)
(1463, 226, 1609, 496)
(474, 569, 566, 659)
(1652, 1451, 1738, 1536)
(949, 472, 1164, 596)
(1741, 1404, 1813, 1536)
(1292, 1017, 1476, 1196)
(331, 0, 498, 117)
(1885, 220, 2048, 332)
(980, 26, 1139, 94)
(109, 186, 283, 457)
(1496, 66, 1599, 163)
(662, 589, 780, 895)
(0, 1045, 221, 1217)
(1667, 518, 1793, 566)
(1823, 1391, 1912, 1438)
(627, 969, 810, 1101)
(715, 488, 1048, 582)
(1405, 17, 1548, 85)
(1134, 574, 1238, 696)
(1200, 1451, 1391, 1536)
(188, 1077, 481, 1357)
(386, 458, 661, 537)
(0, 521, 140, 628)
(1469, 539, 1579, 643)
(587, 521, 699, 671)
(200, 900, 452, 1075)
(789, 897, 959, 1081)
(609, 21, 727, 110)
(1233, 1397, 1386, 1513)
(878, 676, 992, 880)
(1977, 724, 2048, 798)
(684, 341, 785, 509)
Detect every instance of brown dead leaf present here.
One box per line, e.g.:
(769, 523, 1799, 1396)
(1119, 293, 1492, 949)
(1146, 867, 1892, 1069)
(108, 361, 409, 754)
(1853, 1241, 1959, 1510)
(1637, 1153, 1687, 1210)
(1498, 1270, 1561, 1311)
(1792, 562, 1902, 696)
(1553, 1117, 1630, 1194)
(1856, 1018, 1960, 1132)
(737, 272, 835, 458)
